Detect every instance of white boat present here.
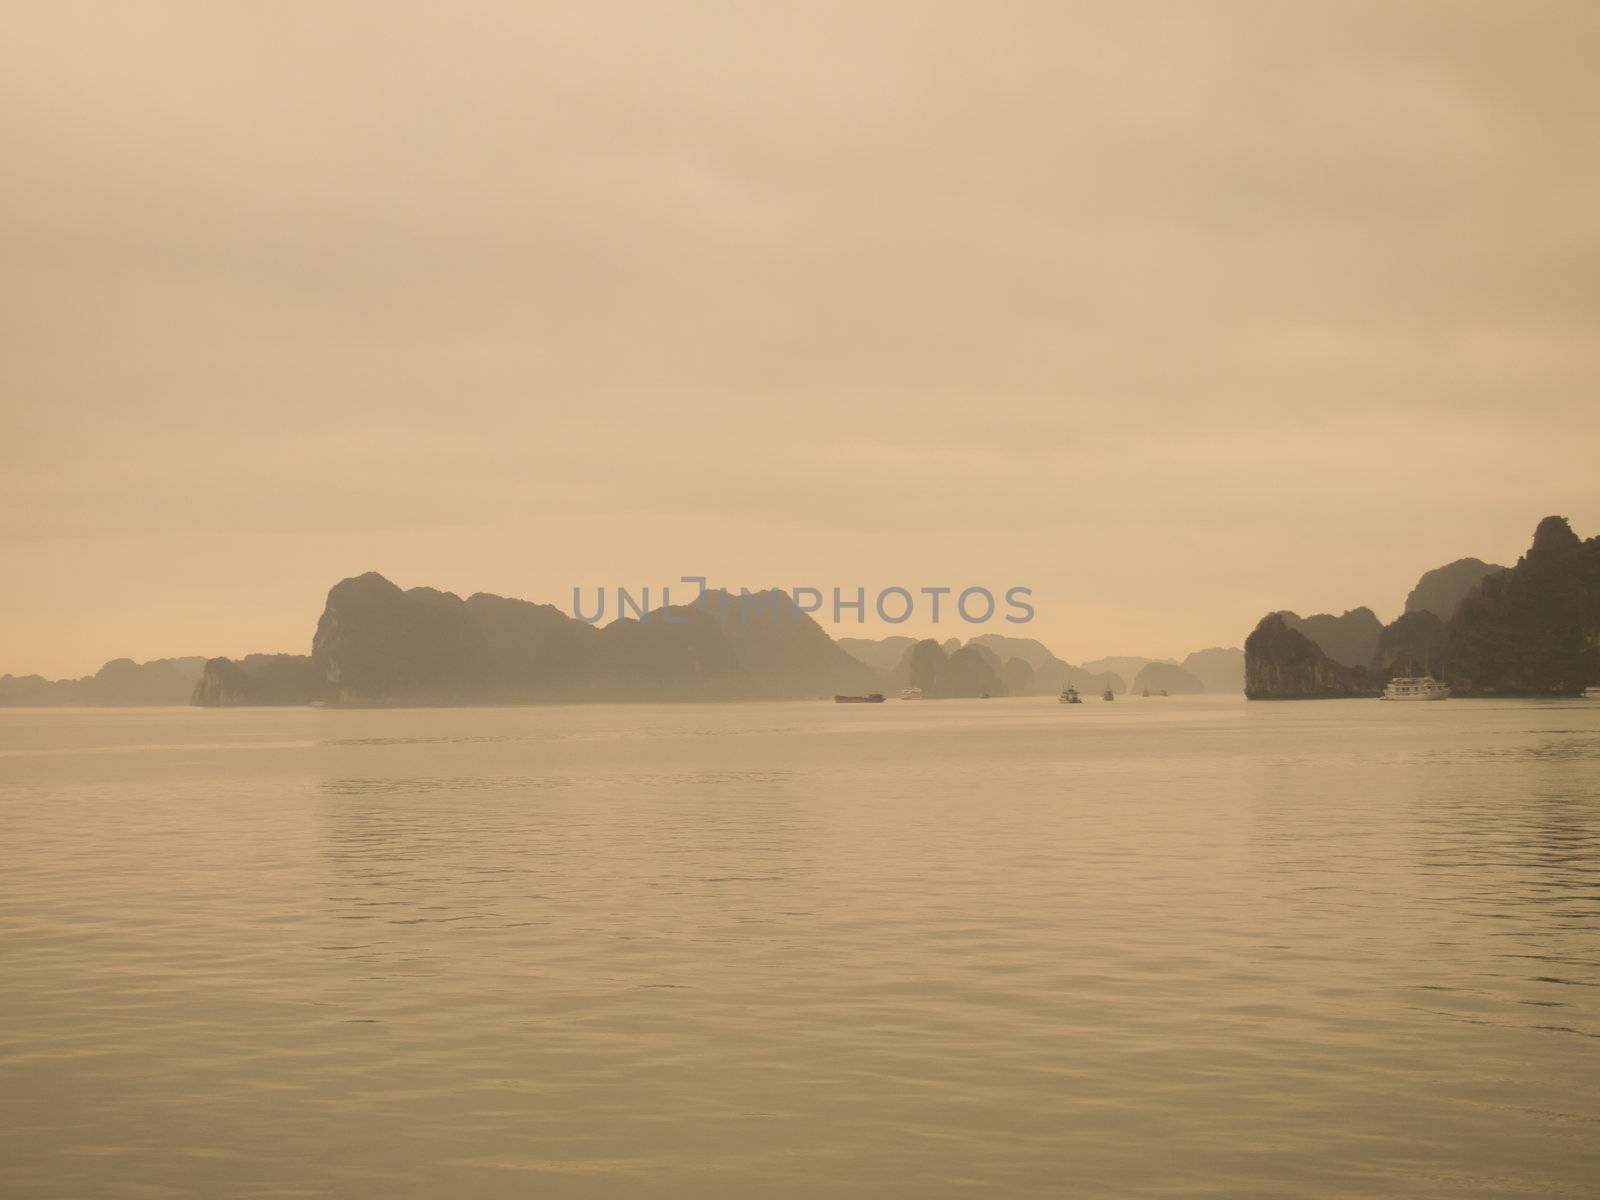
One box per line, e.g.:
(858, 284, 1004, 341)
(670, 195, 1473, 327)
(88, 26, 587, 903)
(1058, 686, 1082, 704)
(899, 687, 923, 700)
(1583, 686, 1600, 699)
(1381, 674, 1451, 701)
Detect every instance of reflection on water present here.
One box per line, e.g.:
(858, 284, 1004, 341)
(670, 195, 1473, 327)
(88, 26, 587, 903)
(1, 697, 1597, 1198)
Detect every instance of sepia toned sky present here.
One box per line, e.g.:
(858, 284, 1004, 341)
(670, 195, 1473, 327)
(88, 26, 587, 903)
(3, 2, 1598, 678)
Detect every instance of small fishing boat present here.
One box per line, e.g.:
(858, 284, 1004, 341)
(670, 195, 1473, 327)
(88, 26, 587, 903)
(1058, 686, 1082, 704)
(1102, 688, 1115, 702)
(835, 693, 886, 704)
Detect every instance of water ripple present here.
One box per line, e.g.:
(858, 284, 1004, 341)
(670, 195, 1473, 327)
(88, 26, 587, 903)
(1, 696, 1598, 1198)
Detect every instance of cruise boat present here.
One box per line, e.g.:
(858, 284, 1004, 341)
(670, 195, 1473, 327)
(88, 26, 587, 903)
(1058, 686, 1082, 704)
(899, 687, 923, 700)
(1381, 675, 1451, 701)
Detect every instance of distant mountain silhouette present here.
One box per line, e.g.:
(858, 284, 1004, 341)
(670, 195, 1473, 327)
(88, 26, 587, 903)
(304, 572, 602, 704)
(1079, 656, 1173, 680)
(944, 645, 1007, 697)
(1130, 661, 1205, 694)
(1180, 647, 1244, 693)
(1404, 558, 1506, 620)
(1275, 608, 1383, 669)
(1029, 657, 1124, 697)
(1, 656, 206, 706)
(891, 638, 1008, 698)
(963, 642, 1004, 671)
(696, 589, 880, 699)
(967, 635, 1059, 670)
(836, 636, 919, 674)
(843, 634, 1128, 696)
(193, 574, 877, 705)
(998, 657, 1035, 697)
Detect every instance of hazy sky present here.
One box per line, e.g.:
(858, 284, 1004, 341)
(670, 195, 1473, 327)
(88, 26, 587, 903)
(4, 2, 1598, 678)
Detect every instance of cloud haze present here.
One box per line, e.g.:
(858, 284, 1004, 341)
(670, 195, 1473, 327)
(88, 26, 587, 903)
(3, 2, 1598, 675)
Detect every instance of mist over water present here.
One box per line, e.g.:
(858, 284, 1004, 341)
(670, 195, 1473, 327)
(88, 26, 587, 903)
(2, 697, 1598, 1198)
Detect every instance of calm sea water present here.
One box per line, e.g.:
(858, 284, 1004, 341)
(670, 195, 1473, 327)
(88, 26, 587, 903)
(2, 696, 1598, 1199)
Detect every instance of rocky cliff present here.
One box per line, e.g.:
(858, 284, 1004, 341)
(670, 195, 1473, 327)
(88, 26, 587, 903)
(1245, 516, 1599, 699)
(1372, 611, 1447, 676)
(944, 645, 1008, 697)
(1276, 608, 1383, 669)
(308, 573, 603, 705)
(192, 654, 322, 706)
(195, 573, 878, 706)
(1244, 614, 1381, 699)
(894, 639, 1009, 698)
(901, 639, 950, 694)
(1446, 517, 1599, 696)
(1404, 558, 1506, 620)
